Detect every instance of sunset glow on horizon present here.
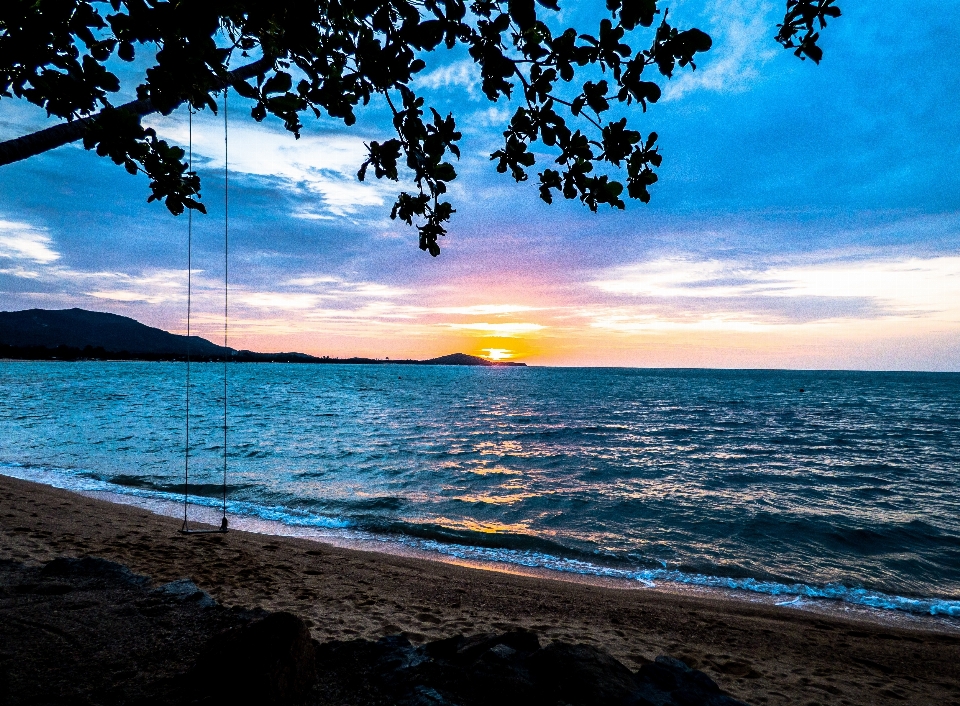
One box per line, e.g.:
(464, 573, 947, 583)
(2, 1, 958, 370)
(111, 249, 957, 370)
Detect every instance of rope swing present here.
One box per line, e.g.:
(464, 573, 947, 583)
(181, 88, 230, 535)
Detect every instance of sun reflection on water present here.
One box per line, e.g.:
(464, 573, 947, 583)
(431, 516, 532, 535)
(454, 491, 541, 505)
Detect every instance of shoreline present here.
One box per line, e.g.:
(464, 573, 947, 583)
(3, 463, 958, 630)
(82, 486, 960, 634)
(2, 473, 960, 705)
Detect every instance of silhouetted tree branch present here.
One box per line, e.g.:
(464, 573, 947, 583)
(0, 0, 839, 255)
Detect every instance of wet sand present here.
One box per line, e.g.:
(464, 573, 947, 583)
(1, 474, 958, 706)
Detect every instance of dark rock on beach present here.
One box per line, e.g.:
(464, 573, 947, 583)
(190, 611, 318, 705)
(0, 556, 263, 705)
(314, 629, 750, 706)
(40, 554, 151, 586)
(0, 555, 748, 706)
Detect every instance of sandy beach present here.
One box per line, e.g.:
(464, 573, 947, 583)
(1, 473, 958, 705)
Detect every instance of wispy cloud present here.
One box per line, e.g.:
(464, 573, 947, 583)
(0, 265, 42, 279)
(0, 220, 60, 264)
(348, 283, 411, 298)
(469, 106, 511, 128)
(414, 60, 480, 97)
(434, 304, 539, 316)
(664, 0, 778, 100)
(86, 269, 194, 304)
(591, 255, 960, 321)
(149, 117, 390, 218)
(0, 218, 193, 306)
(588, 311, 785, 334)
(239, 277, 411, 311)
(236, 292, 322, 310)
(444, 322, 546, 336)
(284, 276, 340, 287)
(593, 258, 733, 298)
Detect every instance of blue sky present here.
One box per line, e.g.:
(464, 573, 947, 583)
(1, 0, 959, 369)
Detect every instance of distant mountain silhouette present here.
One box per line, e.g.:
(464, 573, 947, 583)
(421, 353, 525, 367)
(0, 308, 224, 356)
(0, 309, 527, 366)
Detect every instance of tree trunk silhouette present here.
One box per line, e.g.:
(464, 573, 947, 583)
(0, 58, 271, 167)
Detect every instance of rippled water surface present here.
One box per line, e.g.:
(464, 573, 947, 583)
(2, 362, 958, 614)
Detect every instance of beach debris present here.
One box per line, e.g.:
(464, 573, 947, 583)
(190, 612, 317, 705)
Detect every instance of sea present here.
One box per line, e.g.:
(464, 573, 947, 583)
(1, 362, 958, 618)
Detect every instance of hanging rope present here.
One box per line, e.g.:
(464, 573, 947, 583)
(180, 91, 230, 535)
(220, 86, 229, 532)
(182, 106, 193, 533)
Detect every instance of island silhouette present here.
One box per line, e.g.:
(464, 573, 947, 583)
(0, 309, 526, 366)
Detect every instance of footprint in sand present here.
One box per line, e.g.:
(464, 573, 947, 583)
(711, 660, 761, 679)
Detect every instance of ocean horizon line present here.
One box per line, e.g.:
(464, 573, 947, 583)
(4, 358, 960, 374)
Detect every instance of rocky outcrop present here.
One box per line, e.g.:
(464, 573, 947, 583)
(0, 557, 749, 706)
(314, 629, 749, 706)
(40, 555, 151, 586)
(190, 612, 318, 705)
(0, 557, 251, 705)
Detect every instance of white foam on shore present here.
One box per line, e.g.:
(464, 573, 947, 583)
(2, 462, 959, 631)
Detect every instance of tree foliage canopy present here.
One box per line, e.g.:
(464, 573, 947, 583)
(0, 0, 840, 255)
